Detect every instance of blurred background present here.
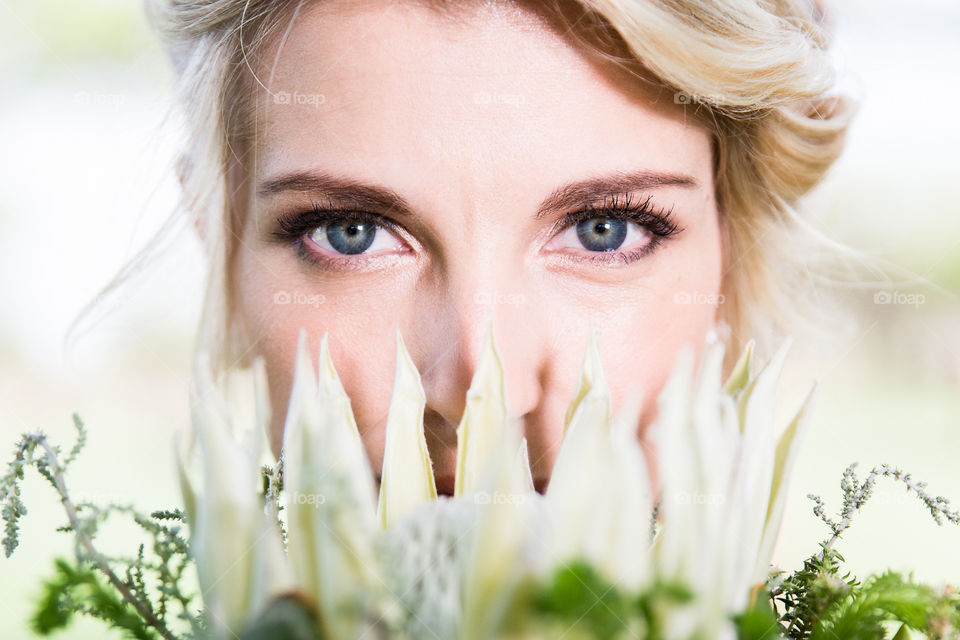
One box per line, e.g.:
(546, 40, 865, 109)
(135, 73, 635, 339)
(0, 0, 957, 637)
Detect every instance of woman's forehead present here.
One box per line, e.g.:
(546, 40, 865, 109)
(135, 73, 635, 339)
(248, 0, 713, 201)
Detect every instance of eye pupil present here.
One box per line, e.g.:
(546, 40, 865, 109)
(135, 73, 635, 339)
(576, 216, 627, 252)
(326, 217, 377, 254)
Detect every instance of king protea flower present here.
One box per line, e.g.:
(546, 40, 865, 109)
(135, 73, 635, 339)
(176, 321, 814, 639)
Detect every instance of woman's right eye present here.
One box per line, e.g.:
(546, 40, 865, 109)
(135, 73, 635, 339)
(272, 207, 410, 268)
(304, 214, 405, 257)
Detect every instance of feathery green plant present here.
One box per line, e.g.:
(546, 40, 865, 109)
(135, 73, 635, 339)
(4, 420, 960, 638)
(2, 415, 202, 640)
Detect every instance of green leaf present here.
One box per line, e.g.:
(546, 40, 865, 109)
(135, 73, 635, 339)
(531, 560, 633, 640)
(734, 588, 783, 639)
(31, 557, 159, 639)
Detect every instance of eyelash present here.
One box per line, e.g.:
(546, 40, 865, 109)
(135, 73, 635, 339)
(552, 193, 683, 266)
(270, 193, 684, 270)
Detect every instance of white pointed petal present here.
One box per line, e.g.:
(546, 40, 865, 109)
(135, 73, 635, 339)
(516, 435, 534, 494)
(249, 502, 297, 615)
(649, 344, 697, 582)
(722, 338, 755, 396)
(248, 356, 296, 604)
(545, 324, 611, 507)
(460, 412, 536, 640)
(173, 429, 197, 532)
(752, 382, 817, 584)
(317, 333, 354, 426)
(587, 388, 653, 591)
(251, 356, 272, 454)
(561, 320, 608, 434)
(188, 352, 270, 631)
(724, 338, 793, 608)
(282, 329, 382, 637)
(454, 317, 510, 496)
(377, 328, 437, 530)
(317, 332, 379, 513)
(546, 327, 629, 581)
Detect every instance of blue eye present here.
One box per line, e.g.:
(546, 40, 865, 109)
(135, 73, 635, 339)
(272, 193, 683, 272)
(548, 213, 655, 258)
(543, 194, 684, 266)
(315, 216, 379, 255)
(575, 216, 629, 252)
(299, 211, 405, 258)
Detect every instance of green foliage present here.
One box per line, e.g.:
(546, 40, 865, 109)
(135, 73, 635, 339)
(813, 570, 934, 640)
(1, 414, 84, 557)
(2, 415, 202, 640)
(772, 462, 960, 640)
(32, 557, 159, 639)
(5, 415, 960, 639)
(732, 588, 781, 640)
(530, 560, 637, 639)
(524, 559, 700, 640)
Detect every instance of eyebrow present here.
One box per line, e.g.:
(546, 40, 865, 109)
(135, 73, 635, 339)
(534, 170, 698, 219)
(256, 169, 698, 218)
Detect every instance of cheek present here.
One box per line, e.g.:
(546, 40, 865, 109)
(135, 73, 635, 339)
(596, 211, 723, 434)
(233, 241, 399, 463)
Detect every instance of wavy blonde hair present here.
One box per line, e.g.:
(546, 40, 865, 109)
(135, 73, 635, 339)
(133, 0, 855, 381)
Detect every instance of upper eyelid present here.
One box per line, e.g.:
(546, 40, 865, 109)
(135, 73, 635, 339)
(274, 198, 681, 256)
(297, 194, 670, 225)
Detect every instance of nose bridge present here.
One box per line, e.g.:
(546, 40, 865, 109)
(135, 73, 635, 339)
(419, 249, 543, 427)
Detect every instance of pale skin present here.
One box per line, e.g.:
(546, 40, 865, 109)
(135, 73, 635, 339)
(228, 0, 724, 496)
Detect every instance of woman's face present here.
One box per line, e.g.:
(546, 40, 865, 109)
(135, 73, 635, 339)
(232, 0, 723, 495)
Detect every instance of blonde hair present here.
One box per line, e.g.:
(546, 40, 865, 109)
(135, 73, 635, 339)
(119, 0, 858, 381)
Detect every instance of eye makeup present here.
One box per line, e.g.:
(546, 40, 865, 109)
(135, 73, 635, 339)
(267, 191, 685, 272)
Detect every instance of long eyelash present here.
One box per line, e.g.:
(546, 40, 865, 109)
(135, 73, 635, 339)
(271, 201, 388, 242)
(271, 192, 684, 269)
(563, 192, 683, 239)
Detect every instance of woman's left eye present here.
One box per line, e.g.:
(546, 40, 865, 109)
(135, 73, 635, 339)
(550, 215, 652, 254)
(543, 204, 682, 265)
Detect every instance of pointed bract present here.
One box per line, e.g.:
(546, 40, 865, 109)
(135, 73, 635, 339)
(377, 328, 437, 530)
(281, 329, 384, 639)
(454, 318, 510, 496)
(185, 352, 290, 635)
